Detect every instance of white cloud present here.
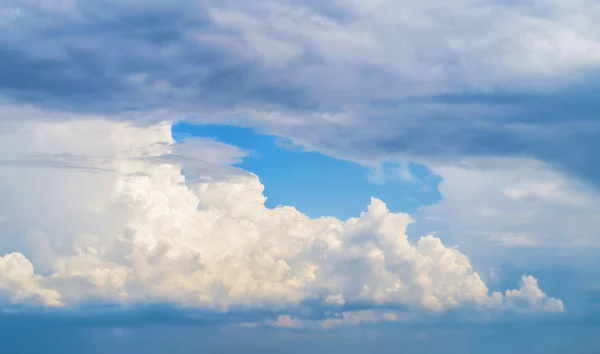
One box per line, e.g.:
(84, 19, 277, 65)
(248, 273, 564, 329)
(503, 180, 585, 206)
(415, 157, 600, 251)
(0, 120, 562, 323)
(505, 275, 565, 313)
(0, 252, 62, 307)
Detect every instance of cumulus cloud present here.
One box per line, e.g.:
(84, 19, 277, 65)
(0, 120, 562, 324)
(0, 253, 62, 307)
(247, 275, 564, 329)
(505, 276, 565, 314)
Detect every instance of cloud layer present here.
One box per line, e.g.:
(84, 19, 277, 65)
(0, 120, 562, 324)
(2, 0, 600, 187)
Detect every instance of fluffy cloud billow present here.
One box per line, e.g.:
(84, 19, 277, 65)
(0, 120, 562, 324)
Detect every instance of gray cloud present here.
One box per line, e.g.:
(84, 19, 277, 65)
(1, 0, 600, 179)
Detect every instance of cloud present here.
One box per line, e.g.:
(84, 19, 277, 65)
(413, 157, 600, 253)
(505, 276, 564, 314)
(1, 0, 600, 189)
(247, 274, 564, 329)
(0, 120, 562, 324)
(2, 0, 594, 325)
(0, 252, 63, 307)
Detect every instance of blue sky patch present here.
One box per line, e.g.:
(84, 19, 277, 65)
(172, 122, 442, 220)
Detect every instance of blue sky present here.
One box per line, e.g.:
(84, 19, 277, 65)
(172, 121, 442, 219)
(1, 0, 600, 353)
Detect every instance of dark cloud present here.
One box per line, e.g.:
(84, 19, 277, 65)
(1, 0, 599, 184)
(0, 46, 123, 106)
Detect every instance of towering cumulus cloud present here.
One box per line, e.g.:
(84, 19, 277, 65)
(0, 120, 562, 326)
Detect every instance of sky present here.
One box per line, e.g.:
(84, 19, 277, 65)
(171, 122, 442, 219)
(1, 0, 600, 353)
